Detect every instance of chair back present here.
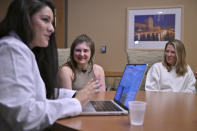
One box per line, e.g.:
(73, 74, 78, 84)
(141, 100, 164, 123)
(126, 49, 164, 90)
(58, 48, 70, 67)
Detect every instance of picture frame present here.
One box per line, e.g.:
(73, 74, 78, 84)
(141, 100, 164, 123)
(127, 7, 182, 49)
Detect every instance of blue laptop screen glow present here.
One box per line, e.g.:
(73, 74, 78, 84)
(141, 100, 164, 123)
(114, 64, 147, 108)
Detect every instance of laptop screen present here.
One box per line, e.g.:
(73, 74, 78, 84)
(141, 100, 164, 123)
(114, 64, 147, 109)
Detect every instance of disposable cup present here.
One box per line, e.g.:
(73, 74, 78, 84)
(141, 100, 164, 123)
(129, 101, 147, 126)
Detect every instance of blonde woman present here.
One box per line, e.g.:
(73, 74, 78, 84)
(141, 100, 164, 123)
(145, 39, 196, 93)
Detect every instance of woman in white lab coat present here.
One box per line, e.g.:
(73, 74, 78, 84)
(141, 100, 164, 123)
(0, 0, 101, 130)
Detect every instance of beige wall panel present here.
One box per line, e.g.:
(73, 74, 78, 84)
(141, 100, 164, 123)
(1, 0, 197, 73)
(68, 0, 197, 72)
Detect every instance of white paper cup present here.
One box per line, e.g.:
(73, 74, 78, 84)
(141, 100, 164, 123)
(129, 101, 147, 126)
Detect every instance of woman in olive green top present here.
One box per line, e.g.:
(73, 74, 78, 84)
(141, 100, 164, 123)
(58, 34, 106, 92)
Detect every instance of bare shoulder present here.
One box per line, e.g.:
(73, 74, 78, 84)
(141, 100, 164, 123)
(93, 64, 104, 71)
(93, 64, 103, 70)
(57, 65, 74, 89)
(58, 65, 73, 77)
(59, 65, 72, 72)
(93, 64, 105, 77)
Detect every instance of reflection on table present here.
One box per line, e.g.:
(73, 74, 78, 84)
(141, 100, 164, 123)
(52, 91, 197, 131)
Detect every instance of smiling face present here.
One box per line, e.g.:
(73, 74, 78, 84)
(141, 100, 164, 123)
(164, 44, 177, 66)
(73, 42, 91, 68)
(29, 6, 54, 49)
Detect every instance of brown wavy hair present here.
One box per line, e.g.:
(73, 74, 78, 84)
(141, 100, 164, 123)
(64, 34, 95, 81)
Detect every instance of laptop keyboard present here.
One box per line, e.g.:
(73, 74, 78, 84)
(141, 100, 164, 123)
(90, 101, 122, 111)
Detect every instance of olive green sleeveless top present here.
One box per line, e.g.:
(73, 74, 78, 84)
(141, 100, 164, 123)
(72, 65, 95, 90)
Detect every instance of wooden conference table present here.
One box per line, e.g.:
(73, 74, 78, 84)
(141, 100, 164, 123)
(52, 91, 197, 131)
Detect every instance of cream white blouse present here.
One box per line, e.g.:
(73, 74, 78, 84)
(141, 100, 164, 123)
(145, 62, 196, 93)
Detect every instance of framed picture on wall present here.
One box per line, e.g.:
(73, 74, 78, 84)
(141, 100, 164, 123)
(127, 7, 182, 49)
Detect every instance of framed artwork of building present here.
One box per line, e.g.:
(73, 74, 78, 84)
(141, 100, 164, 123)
(127, 7, 182, 49)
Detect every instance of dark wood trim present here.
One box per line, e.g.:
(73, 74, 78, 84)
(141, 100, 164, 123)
(105, 71, 122, 77)
(54, 0, 65, 48)
(194, 72, 197, 79)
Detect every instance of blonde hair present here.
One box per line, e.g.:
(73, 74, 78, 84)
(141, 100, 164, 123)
(162, 39, 187, 76)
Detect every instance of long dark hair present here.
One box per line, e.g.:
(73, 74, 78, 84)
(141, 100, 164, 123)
(65, 34, 95, 81)
(0, 0, 58, 99)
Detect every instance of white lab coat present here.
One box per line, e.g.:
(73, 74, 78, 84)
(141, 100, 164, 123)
(0, 32, 82, 131)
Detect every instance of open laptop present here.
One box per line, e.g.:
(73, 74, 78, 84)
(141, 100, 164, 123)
(80, 64, 148, 115)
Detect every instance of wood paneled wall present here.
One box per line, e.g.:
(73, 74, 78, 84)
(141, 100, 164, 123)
(54, 0, 65, 48)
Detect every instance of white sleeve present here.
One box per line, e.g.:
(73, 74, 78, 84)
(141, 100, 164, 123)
(58, 88, 76, 98)
(145, 64, 160, 91)
(0, 40, 82, 131)
(184, 66, 196, 93)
